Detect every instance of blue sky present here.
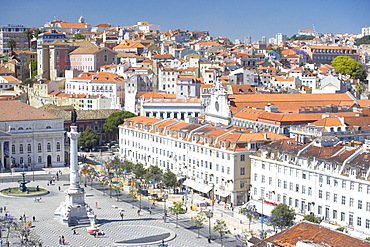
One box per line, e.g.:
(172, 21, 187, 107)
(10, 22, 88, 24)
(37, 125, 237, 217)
(1, 0, 369, 42)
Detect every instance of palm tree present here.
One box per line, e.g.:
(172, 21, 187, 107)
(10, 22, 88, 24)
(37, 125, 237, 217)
(7, 38, 16, 52)
(33, 29, 42, 39)
(24, 29, 33, 50)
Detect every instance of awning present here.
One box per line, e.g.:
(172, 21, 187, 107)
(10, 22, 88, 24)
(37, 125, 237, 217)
(248, 200, 277, 216)
(199, 184, 213, 194)
(216, 190, 231, 198)
(184, 179, 212, 193)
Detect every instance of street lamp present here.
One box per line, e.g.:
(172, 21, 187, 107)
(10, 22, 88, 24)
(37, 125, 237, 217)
(163, 193, 168, 223)
(108, 172, 114, 198)
(205, 210, 213, 243)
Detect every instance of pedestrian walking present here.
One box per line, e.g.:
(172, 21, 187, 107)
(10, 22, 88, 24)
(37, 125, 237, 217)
(58, 186, 61, 191)
(93, 231, 97, 238)
(100, 230, 105, 236)
(73, 229, 76, 235)
(95, 202, 98, 208)
(120, 212, 124, 220)
(58, 236, 62, 244)
(33, 216, 35, 222)
(137, 209, 141, 216)
(3, 206, 6, 212)
(61, 236, 65, 245)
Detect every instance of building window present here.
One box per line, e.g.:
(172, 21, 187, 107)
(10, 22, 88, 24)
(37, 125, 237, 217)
(334, 193, 338, 203)
(308, 187, 312, 196)
(240, 154, 245, 162)
(326, 192, 330, 200)
(254, 173, 257, 181)
(358, 200, 363, 209)
(57, 155, 60, 162)
(295, 184, 299, 192)
(333, 210, 337, 219)
(56, 142, 60, 151)
(342, 196, 346, 205)
(269, 177, 272, 185)
(350, 182, 354, 190)
(283, 181, 287, 189)
(319, 190, 322, 199)
(278, 179, 281, 187)
(261, 175, 265, 183)
(350, 198, 354, 207)
(295, 199, 299, 208)
(342, 181, 346, 189)
(12, 145, 15, 154)
(289, 197, 293, 206)
(302, 186, 306, 194)
(366, 202, 370, 211)
(318, 205, 322, 215)
(366, 219, 370, 229)
(47, 143, 51, 152)
(289, 182, 293, 191)
(341, 212, 345, 221)
(240, 167, 245, 175)
(240, 180, 245, 189)
(19, 144, 23, 154)
(38, 143, 42, 152)
(38, 156, 42, 163)
(27, 144, 31, 153)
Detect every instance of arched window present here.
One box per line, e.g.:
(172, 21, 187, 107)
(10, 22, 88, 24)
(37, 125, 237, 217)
(38, 143, 42, 152)
(47, 143, 51, 152)
(20, 157, 23, 164)
(46, 126, 51, 129)
(38, 156, 42, 163)
(28, 144, 31, 153)
(28, 156, 31, 164)
(19, 144, 23, 154)
(56, 142, 60, 151)
(18, 127, 24, 130)
(57, 155, 60, 162)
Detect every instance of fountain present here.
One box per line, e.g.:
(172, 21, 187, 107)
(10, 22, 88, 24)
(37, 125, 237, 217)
(18, 172, 30, 192)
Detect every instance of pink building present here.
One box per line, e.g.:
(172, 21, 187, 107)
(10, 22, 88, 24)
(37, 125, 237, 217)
(69, 46, 118, 72)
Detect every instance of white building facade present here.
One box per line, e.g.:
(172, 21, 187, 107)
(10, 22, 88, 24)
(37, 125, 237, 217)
(250, 137, 370, 235)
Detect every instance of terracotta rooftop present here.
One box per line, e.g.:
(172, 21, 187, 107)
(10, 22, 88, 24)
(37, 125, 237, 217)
(0, 101, 62, 121)
(253, 221, 370, 247)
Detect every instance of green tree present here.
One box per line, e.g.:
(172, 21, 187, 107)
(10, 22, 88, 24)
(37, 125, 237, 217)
(289, 35, 315, 41)
(145, 165, 163, 187)
(33, 29, 42, 39)
(28, 60, 37, 78)
(365, 236, 370, 241)
(7, 38, 16, 52)
(302, 214, 321, 224)
(269, 203, 296, 229)
(331, 56, 367, 81)
(162, 169, 178, 192)
(78, 127, 99, 150)
(355, 35, 370, 46)
(23, 29, 34, 50)
(168, 202, 186, 227)
(168, 201, 186, 228)
(240, 205, 259, 230)
(191, 212, 206, 238)
(213, 219, 231, 246)
(103, 111, 136, 136)
(72, 33, 85, 40)
(133, 163, 147, 179)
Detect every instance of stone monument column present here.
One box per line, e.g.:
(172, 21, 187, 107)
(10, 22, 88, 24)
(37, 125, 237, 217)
(68, 126, 80, 190)
(54, 117, 96, 227)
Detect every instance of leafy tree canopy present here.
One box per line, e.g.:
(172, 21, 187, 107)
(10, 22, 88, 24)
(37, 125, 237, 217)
(132, 163, 147, 179)
(145, 165, 163, 183)
(72, 33, 85, 40)
(302, 214, 321, 224)
(355, 35, 370, 46)
(103, 111, 136, 135)
(33, 29, 42, 38)
(270, 203, 296, 229)
(331, 56, 367, 81)
(162, 169, 178, 188)
(289, 35, 315, 41)
(78, 127, 99, 149)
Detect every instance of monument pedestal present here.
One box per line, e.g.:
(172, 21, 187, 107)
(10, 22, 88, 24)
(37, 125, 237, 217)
(54, 125, 96, 227)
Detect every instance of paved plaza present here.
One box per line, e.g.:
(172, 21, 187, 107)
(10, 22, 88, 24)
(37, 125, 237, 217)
(0, 168, 273, 246)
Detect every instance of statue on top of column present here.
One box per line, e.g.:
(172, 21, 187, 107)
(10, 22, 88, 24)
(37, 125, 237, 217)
(71, 109, 78, 125)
